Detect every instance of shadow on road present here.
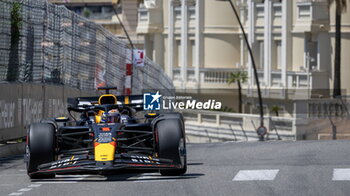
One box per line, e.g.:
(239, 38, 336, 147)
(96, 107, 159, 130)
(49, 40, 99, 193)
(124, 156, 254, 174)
(188, 162, 203, 166)
(106, 173, 204, 182)
(0, 155, 23, 168)
(31, 172, 204, 183)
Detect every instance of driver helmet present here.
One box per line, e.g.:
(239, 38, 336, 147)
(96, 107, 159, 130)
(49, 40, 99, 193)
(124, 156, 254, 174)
(100, 109, 120, 123)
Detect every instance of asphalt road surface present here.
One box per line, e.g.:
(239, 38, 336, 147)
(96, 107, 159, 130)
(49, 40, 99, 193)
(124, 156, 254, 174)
(1, 140, 350, 196)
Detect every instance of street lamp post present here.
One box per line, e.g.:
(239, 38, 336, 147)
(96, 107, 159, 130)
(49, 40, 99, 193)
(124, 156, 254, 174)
(112, 2, 135, 95)
(216, 0, 265, 140)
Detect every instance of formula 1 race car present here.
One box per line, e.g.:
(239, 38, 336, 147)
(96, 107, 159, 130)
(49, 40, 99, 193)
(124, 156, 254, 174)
(24, 87, 186, 179)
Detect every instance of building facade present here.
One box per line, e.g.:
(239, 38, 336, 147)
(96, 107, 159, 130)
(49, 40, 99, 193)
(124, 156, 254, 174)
(137, 0, 350, 99)
(50, 0, 144, 46)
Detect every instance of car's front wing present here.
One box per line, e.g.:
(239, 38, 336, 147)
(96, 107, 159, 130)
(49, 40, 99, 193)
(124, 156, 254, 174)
(29, 154, 181, 175)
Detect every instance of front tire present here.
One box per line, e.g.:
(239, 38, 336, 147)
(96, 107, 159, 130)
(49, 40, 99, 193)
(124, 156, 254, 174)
(156, 118, 187, 176)
(26, 123, 56, 179)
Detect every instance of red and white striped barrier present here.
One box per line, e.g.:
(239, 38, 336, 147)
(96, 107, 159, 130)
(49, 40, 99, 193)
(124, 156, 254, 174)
(124, 49, 145, 95)
(124, 49, 133, 95)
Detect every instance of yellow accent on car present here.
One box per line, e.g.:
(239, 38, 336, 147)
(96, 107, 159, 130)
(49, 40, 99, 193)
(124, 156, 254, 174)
(124, 96, 129, 104)
(55, 117, 69, 122)
(96, 94, 117, 123)
(148, 113, 157, 116)
(94, 143, 115, 161)
(95, 115, 102, 124)
(98, 94, 117, 105)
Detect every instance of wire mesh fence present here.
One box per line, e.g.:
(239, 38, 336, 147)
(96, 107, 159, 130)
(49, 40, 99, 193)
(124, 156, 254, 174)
(0, 0, 174, 95)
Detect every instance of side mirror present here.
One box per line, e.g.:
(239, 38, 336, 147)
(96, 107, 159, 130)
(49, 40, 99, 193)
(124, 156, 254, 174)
(67, 98, 78, 108)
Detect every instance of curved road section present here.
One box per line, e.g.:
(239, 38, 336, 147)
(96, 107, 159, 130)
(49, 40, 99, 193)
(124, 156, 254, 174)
(1, 140, 350, 196)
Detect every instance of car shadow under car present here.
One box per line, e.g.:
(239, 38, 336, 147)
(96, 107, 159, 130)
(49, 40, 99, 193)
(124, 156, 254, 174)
(30, 172, 204, 183)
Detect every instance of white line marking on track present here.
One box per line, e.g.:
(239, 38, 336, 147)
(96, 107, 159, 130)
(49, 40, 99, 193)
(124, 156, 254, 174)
(132, 173, 178, 182)
(35, 181, 78, 184)
(332, 168, 350, 181)
(232, 169, 279, 181)
(7, 179, 42, 195)
(18, 188, 32, 192)
(135, 180, 176, 183)
(28, 184, 41, 188)
(55, 174, 90, 180)
(34, 175, 90, 184)
(8, 192, 23, 196)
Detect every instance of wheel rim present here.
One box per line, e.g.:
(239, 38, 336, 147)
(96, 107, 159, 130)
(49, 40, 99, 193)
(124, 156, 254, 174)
(178, 138, 186, 167)
(25, 145, 30, 169)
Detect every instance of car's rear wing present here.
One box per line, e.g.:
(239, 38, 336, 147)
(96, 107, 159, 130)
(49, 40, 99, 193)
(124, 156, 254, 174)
(67, 95, 144, 111)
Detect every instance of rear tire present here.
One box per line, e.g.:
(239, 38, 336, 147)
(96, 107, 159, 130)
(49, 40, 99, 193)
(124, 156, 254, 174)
(156, 118, 187, 176)
(26, 123, 56, 179)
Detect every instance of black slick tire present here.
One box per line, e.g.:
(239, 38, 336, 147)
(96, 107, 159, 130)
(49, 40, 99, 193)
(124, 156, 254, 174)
(156, 118, 187, 176)
(26, 123, 56, 179)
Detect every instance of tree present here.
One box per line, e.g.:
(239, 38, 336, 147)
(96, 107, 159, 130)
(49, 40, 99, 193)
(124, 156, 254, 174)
(228, 71, 248, 113)
(83, 7, 91, 18)
(271, 105, 281, 117)
(328, 0, 348, 98)
(7, 2, 22, 82)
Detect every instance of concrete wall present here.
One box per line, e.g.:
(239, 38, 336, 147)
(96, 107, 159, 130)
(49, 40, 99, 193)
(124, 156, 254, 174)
(294, 118, 350, 140)
(0, 83, 97, 142)
(182, 110, 295, 143)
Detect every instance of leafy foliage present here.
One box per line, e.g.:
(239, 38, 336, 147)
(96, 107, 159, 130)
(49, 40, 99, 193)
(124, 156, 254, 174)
(83, 8, 91, 18)
(227, 71, 248, 113)
(270, 105, 281, 116)
(328, 0, 348, 14)
(227, 71, 248, 85)
(11, 2, 22, 44)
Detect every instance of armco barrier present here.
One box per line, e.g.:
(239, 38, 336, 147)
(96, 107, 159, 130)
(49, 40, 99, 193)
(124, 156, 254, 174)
(0, 83, 97, 142)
